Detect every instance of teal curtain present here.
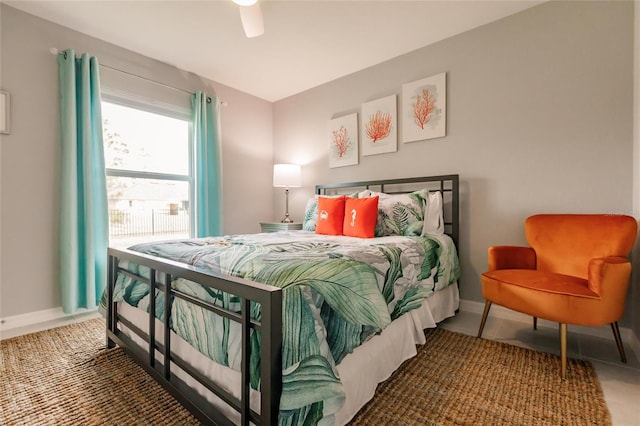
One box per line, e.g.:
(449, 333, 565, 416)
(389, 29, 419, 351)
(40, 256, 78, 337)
(58, 49, 108, 314)
(192, 92, 223, 237)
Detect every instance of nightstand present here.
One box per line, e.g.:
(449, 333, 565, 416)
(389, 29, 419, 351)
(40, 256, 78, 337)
(260, 222, 303, 232)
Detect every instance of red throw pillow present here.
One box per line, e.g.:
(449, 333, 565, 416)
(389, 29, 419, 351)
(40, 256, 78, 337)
(343, 196, 379, 238)
(316, 196, 346, 235)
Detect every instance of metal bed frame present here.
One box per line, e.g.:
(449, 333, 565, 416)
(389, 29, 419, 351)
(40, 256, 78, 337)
(105, 174, 459, 426)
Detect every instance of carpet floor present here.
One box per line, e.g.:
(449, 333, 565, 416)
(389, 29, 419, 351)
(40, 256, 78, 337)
(0, 318, 610, 425)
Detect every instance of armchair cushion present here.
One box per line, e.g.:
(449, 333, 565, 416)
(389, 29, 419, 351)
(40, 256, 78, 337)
(483, 269, 598, 299)
(481, 270, 617, 325)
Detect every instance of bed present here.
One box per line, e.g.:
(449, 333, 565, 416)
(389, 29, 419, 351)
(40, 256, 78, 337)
(104, 174, 460, 426)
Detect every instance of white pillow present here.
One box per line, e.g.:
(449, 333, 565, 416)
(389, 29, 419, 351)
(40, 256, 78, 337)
(358, 189, 374, 198)
(422, 191, 444, 236)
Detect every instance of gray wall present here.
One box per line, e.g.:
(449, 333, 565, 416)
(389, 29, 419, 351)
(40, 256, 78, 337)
(274, 1, 637, 326)
(0, 5, 274, 318)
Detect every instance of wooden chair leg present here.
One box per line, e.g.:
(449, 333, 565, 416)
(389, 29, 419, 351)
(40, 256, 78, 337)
(611, 322, 627, 363)
(533, 317, 537, 330)
(477, 300, 492, 338)
(560, 323, 567, 379)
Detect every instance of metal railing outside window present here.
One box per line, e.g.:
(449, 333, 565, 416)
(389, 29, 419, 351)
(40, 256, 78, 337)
(108, 208, 190, 239)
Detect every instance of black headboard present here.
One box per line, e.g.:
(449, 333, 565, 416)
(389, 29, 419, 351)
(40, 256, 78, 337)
(315, 174, 459, 247)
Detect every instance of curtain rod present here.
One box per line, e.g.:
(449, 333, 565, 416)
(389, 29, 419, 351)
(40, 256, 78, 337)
(49, 47, 227, 106)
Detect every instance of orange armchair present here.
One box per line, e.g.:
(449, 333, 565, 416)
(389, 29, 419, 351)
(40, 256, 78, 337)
(477, 214, 637, 378)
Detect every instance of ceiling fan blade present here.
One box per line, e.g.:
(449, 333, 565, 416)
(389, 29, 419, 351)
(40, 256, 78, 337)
(239, 3, 264, 38)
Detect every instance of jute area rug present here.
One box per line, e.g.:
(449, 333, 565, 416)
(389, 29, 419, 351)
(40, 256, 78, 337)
(0, 318, 610, 425)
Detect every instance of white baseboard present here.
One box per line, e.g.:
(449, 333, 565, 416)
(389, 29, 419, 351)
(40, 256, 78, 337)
(0, 306, 100, 340)
(459, 299, 640, 364)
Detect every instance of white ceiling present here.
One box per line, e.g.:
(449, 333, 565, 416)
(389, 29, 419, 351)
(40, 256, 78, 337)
(6, 0, 543, 102)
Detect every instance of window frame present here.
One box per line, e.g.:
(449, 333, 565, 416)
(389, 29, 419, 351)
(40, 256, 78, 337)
(101, 91, 195, 239)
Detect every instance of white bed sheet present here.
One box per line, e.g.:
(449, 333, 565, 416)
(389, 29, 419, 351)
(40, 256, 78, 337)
(116, 282, 459, 425)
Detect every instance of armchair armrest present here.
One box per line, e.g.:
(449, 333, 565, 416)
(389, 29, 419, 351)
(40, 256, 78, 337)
(487, 246, 536, 271)
(588, 256, 632, 300)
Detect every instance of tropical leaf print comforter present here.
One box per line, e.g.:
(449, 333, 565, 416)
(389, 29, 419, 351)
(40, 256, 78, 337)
(110, 231, 460, 425)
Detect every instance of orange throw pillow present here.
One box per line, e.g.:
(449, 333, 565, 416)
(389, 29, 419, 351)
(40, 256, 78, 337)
(316, 196, 346, 235)
(343, 196, 379, 238)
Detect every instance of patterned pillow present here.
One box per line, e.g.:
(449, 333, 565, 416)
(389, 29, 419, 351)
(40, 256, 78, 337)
(302, 198, 318, 231)
(370, 189, 429, 236)
(302, 192, 359, 231)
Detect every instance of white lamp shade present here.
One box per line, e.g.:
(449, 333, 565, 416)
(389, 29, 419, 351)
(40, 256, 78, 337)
(273, 164, 301, 188)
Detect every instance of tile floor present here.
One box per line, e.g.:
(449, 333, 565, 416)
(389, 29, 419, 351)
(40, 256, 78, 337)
(438, 310, 640, 426)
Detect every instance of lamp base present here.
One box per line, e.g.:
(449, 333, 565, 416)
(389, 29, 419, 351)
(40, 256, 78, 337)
(281, 187, 294, 223)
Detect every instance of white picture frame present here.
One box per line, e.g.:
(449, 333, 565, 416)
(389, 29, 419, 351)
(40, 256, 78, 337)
(402, 72, 446, 143)
(361, 94, 397, 156)
(328, 113, 358, 168)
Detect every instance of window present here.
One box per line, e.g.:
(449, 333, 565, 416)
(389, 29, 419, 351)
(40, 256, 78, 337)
(102, 100, 192, 247)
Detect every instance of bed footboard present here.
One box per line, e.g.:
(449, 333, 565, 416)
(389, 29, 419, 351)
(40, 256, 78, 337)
(106, 247, 282, 426)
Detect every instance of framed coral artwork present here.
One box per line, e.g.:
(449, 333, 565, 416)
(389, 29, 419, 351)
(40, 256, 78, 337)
(402, 72, 446, 143)
(361, 94, 397, 156)
(328, 113, 358, 168)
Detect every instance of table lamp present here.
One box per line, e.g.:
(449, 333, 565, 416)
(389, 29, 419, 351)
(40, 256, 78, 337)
(273, 164, 301, 223)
